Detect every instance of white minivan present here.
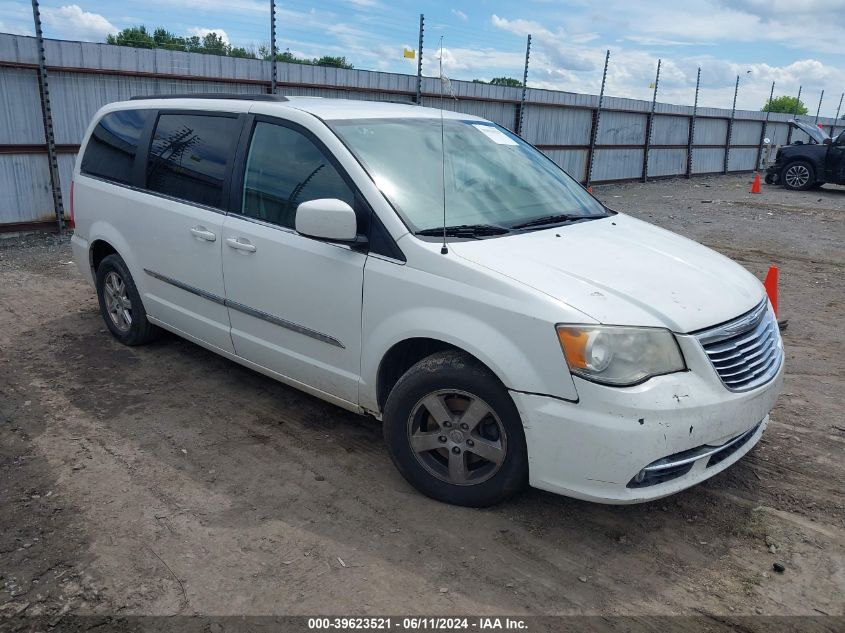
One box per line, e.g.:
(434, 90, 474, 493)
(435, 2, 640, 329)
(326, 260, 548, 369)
(71, 95, 783, 506)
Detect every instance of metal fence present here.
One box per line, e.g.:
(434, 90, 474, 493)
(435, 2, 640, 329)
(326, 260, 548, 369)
(1, 32, 843, 231)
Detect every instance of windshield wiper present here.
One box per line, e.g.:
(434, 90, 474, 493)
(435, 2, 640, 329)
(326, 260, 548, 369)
(416, 224, 511, 238)
(509, 213, 606, 230)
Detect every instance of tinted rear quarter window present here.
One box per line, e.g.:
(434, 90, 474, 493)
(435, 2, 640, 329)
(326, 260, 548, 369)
(146, 113, 241, 208)
(81, 109, 150, 184)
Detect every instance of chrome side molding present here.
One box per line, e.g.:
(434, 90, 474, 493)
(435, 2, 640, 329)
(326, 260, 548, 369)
(144, 269, 345, 349)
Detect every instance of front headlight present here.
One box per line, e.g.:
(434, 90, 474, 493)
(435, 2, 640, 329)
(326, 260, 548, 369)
(556, 325, 686, 386)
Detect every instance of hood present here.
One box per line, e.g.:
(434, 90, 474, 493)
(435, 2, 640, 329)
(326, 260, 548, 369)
(789, 118, 830, 144)
(450, 214, 765, 333)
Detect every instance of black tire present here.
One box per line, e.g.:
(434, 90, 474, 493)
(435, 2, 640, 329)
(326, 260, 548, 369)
(781, 160, 816, 191)
(764, 173, 775, 185)
(95, 254, 160, 346)
(383, 351, 528, 507)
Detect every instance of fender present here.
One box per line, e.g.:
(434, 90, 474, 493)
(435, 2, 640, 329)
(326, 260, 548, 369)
(359, 258, 578, 411)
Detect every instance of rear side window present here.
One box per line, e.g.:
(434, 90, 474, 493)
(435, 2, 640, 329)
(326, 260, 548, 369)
(80, 109, 150, 185)
(241, 121, 354, 228)
(146, 113, 241, 209)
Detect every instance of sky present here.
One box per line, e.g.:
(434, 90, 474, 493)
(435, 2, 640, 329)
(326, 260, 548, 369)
(1, 0, 843, 116)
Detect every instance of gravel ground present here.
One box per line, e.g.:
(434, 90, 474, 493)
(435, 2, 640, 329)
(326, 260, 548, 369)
(1, 175, 843, 629)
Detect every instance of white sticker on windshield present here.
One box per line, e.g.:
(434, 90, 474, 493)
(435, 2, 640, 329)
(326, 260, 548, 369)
(472, 124, 518, 145)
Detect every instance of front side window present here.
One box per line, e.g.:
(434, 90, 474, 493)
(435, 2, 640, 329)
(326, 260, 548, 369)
(146, 113, 241, 208)
(329, 118, 608, 233)
(241, 121, 354, 229)
(81, 109, 150, 185)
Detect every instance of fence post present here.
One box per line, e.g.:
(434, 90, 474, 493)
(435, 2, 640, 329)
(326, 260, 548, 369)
(686, 67, 700, 179)
(786, 85, 801, 145)
(757, 81, 775, 171)
(833, 92, 844, 136)
(270, 0, 277, 94)
(641, 59, 660, 183)
(586, 50, 610, 186)
(415, 14, 424, 105)
(517, 34, 531, 136)
(30, 0, 64, 234)
(814, 90, 824, 125)
(724, 75, 739, 174)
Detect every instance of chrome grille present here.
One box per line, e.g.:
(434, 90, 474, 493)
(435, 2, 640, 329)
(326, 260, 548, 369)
(696, 299, 783, 392)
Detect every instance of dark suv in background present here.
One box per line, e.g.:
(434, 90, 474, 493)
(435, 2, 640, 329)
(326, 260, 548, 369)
(766, 119, 845, 190)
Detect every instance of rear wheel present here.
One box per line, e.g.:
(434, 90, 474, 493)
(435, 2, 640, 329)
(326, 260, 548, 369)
(95, 254, 160, 346)
(383, 351, 528, 507)
(781, 160, 815, 191)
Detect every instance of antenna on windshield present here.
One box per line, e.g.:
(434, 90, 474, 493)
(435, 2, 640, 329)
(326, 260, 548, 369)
(438, 35, 448, 255)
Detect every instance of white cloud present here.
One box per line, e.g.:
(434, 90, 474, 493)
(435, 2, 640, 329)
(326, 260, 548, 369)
(487, 8, 845, 115)
(187, 27, 229, 44)
(0, 20, 32, 36)
(40, 5, 117, 42)
(451, 9, 468, 21)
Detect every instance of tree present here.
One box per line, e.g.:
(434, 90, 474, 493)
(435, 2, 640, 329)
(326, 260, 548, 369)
(472, 77, 522, 87)
(762, 95, 808, 115)
(490, 77, 522, 87)
(312, 55, 353, 69)
(107, 26, 155, 48)
(106, 27, 354, 68)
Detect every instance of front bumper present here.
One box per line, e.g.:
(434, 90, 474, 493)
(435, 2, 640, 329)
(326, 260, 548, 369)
(512, 333, 784, 504)
(766, 163, 782, 183)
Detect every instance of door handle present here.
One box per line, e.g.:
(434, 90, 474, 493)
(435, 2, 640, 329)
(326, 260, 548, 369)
(190, 226, 217, 242)
(226, 237, 257, 253)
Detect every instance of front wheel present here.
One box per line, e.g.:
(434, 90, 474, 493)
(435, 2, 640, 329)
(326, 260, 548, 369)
(383, 351, 528, 507)
(781, 160, 816, 191)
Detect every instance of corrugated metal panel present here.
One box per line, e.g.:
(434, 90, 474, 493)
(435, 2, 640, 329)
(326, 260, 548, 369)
(597, 111, 646, 145)
(692, 148, 726, 174)
(694, 118, 728, 145)
(0, 33, 37, 64)
(651, 115, 689, 145)
(767, 122, 790, 146)
(0, 67, 44, 144)
(728, 148, 757, 171)
(419, 97, 516, 129)
(521, 106, 591, 145)
(542, 149, 588, 181)
(5, 32, 845, 227)
(0, 154, 54, 223)
(731, 120, 762, 145)
(48, 72, 263, 144)
(592, 149, 644, 181)
(57, 153, 77, 214)
(648, 149, 687, 177)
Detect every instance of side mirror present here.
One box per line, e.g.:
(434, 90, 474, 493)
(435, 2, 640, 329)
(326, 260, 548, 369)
(295, 199, 359, 243)
(823, 138, 832, 145)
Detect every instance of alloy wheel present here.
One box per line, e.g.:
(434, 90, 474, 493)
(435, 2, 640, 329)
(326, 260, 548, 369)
(103, 271, 132, 332)
(407, 389, 507, 486)
(784, 164, 810, 188)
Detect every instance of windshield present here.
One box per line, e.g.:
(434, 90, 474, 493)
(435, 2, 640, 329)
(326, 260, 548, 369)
(328, 118, 608, 233)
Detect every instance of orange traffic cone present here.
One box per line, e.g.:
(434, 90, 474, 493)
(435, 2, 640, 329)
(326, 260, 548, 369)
(764, 265, 778, 317)
(750, 172, 762, 194)
(587, 186, 593, 194)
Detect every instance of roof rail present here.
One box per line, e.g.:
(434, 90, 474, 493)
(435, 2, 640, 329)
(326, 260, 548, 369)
(129, 93, 289, 102)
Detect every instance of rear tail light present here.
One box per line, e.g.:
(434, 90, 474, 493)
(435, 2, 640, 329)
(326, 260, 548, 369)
(68, 180, 75, 230)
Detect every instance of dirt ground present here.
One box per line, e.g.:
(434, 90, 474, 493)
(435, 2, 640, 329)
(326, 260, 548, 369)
(1, 175, 843, 626)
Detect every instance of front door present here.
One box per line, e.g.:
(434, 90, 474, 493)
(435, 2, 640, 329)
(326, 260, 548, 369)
(828, 132, 845, 184)
(221, 118, 366, 405)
